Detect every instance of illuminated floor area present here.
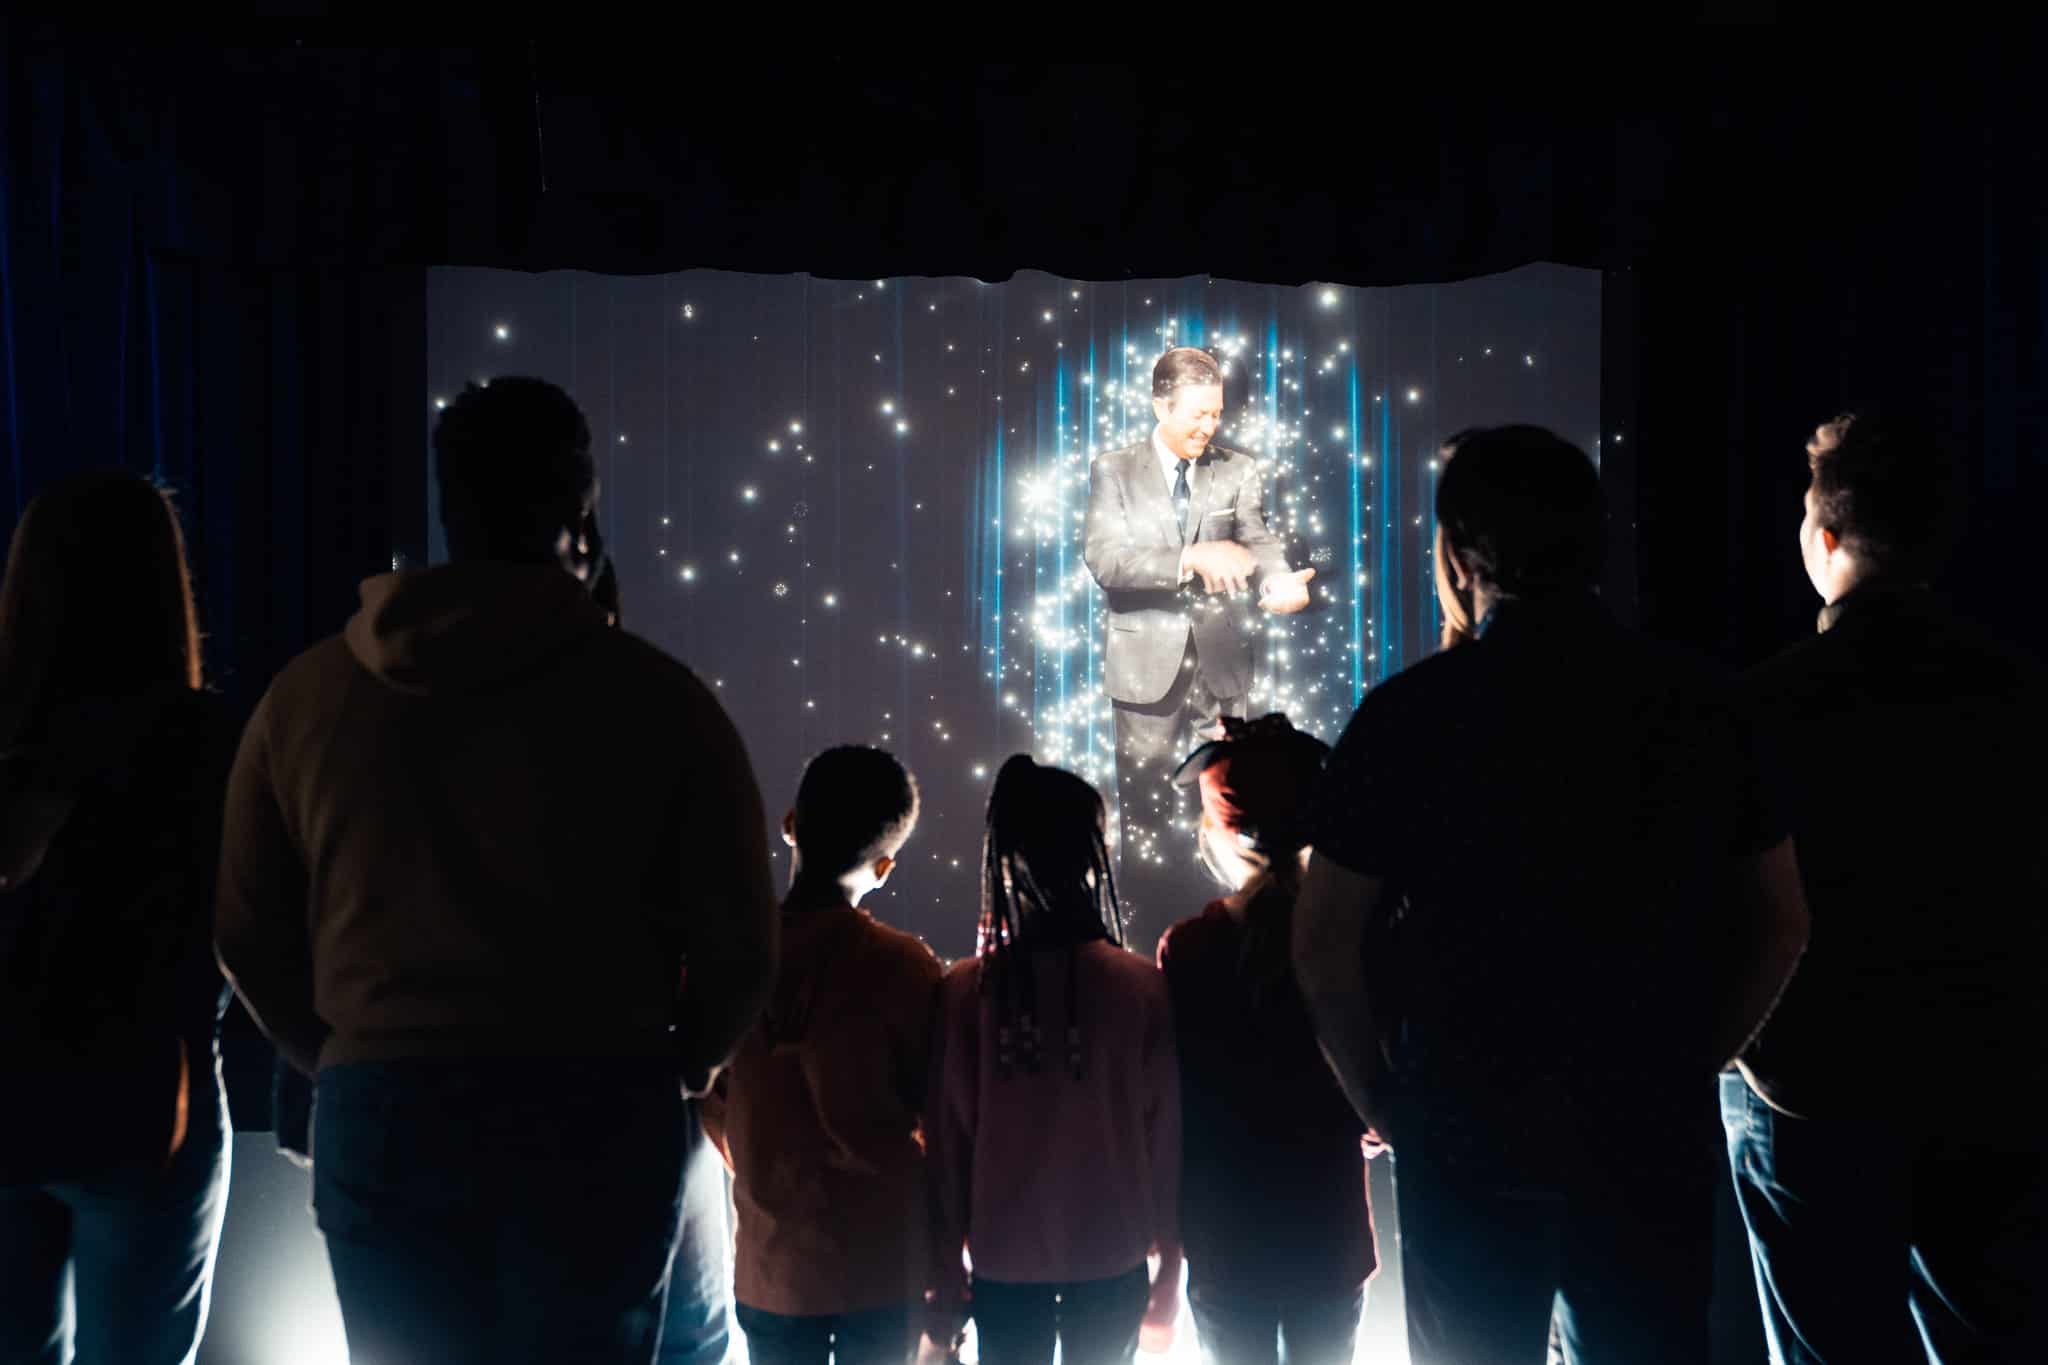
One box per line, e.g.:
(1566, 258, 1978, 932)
(199, 1136, 1409, 1365)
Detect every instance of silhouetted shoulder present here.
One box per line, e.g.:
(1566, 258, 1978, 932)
(937, 955, 983, 1009)
(1156, 902, 1232, 972)
(1089, 940, 1167, 1002)
(859, 913, 946, 983)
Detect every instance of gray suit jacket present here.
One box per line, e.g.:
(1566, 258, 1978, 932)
(1082, 440, 1290, 705)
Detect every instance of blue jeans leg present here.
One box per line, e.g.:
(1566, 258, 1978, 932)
(1720, 1073, 2046, 1365)
(0, 1043, 232, 1365)
(659, 1103, 733, 1365)
(315, 1059, 688, 1365)
(1719, 1073, 1920, 1365)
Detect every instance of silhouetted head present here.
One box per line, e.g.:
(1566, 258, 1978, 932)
(1172, 713, 1330, 895)
(978, 755, 1122, 1080)
(1799, 409, 1960, 603)
(1434, 425, 1605, 605)
(783, 745, 921, 901)
(434, 378, 598, 572)
(0, 472, 202, 745)
(981, 755, 1120, 951)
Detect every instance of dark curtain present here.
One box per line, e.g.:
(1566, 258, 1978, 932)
(1, 29, 428, 1121)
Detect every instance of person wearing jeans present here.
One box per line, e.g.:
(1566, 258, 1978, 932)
(314, 1059, 688, 1365)
(1, 474, 240, 1364)
(0, 1049, 231, 1365)
(660, 1106, 736, 1365)
(217, 379, 778, 1365)
(1293, 428, 1809, 1365)
(1727, 413, 2047, 1364)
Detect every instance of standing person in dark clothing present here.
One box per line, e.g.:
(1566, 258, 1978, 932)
(1724, 412, 2047, 1364)
(216, 377, 780, 1365)
(0, 473, 235, 1365)
(1291, 426, 1811, 1365)
(1157, 713, 1377, 1365)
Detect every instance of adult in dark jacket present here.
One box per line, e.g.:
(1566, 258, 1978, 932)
(0, 472, 234, 1365)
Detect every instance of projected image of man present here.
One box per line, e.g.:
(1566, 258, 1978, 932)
(1082, 347, 1314, 943)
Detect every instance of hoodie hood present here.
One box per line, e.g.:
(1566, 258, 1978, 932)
(344, 562, 606, 696)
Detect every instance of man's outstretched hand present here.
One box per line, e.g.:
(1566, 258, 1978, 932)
(1259, 567, 1317, 614)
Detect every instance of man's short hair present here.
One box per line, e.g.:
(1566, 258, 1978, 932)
(1805, 411, 1961, 577)
(793, 746, 920, 878)
(434, 377, 596, 554)
(1152, 347, 1223, 401)
(1434, 425, 1605, 597)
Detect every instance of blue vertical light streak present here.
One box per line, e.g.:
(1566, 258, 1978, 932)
(1347, 368, 1364, 703)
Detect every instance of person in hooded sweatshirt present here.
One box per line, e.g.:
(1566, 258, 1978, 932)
(214, 376, 780, 1365)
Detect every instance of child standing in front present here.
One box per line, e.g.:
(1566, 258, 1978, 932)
(926, 755, 1182, 1365)
(702, 746, 944, 1365)
(1156, 714, 1377, 1365)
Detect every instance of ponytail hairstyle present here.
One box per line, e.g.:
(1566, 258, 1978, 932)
(977, 755, 1122, 1080)
(1175, 714, 1329, 1010)
(0, 472, 203, 752)
(1434, 432, 1479, 651)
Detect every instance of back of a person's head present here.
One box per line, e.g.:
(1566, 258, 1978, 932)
(0, 471, 202, 744)
(434, 377, 596, 562)
(792, 745, 920, 878)
(1435, 425, 1605, 598)
(1804, 409, 1962, 579)
(981, 755, 1117, 945)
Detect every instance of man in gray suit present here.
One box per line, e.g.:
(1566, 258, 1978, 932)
(1083, 347, 1315, 942)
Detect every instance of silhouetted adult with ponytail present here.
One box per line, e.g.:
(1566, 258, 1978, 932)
(0, 472, 234, 1364)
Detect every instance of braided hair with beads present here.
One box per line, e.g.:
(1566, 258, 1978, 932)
(977, 755, 1124, 1081)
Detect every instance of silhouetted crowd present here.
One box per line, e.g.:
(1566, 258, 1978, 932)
(2, 365, 2041, 1365)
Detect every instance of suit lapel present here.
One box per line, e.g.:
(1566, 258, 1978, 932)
(1125, 441, 1183, 547)
(1183, 451, 1216, 547)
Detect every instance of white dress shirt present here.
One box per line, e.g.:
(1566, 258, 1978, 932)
(1153, 425, 1272, 596)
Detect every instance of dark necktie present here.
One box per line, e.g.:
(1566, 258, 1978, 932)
(1172, 459, 1191, 538)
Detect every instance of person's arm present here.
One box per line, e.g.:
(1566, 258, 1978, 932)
(697, 1070, 735, 1171)
(1232, 459, 1292, 586)
(215, 695, 327, 1076)
(1082, 458, 1184, 593)
(0, 781, 74, 891)
(1292, 852, 1390, 1128)
(1719, 837, 1810, 1070)
(672, 675, 780, 1095)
